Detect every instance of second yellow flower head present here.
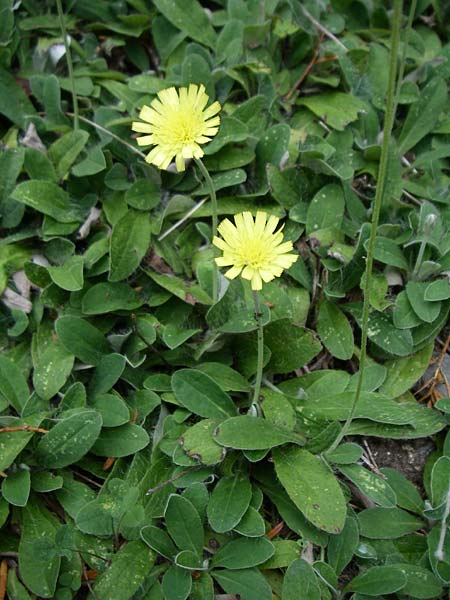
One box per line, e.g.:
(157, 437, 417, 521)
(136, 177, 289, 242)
(213, 211, 298, 291)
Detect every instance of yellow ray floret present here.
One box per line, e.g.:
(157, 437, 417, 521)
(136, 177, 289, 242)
(131, 84, 221, 172)
(213, 211, 298, 291)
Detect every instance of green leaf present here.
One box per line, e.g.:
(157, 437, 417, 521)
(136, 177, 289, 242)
(196, 363, 250, 392)
(212, 537, 274, 569)
(48, 130, 89, 179)
(233, 506, 266, 537)
(2, 469, 31, 507)
(347, 404, 445, 439)
(0, 146, 25, 204)
(0, 354, 29, 412)
(430, 456, 450, 509)
(0, 498, 8, 529)
(348, 307, 414, 356)
(393, 291, 422, 329)
(0, 414, 44, 471)
(35, 410, 102, 468)
(345, 565, 407, 595)
(327, 515, 359, 575)
(273, 447, 347, 534)
(337, 464, 397, 507)
(406, 281, 442, 323)
(109, 209, 151, 281)
(55, 316, 110, 366)
(72, 145, 106, 177)
(91, 423, 149, 456)
(306, 184, 345, 235)
(379, 343, 433, 398)
(391, 563, 443, 599)
(31, 471, 63, 493)
(152, 0, 216, 48)
(93, 541, 155, 599)
(11, 181, 83, 223)
(47, 255, 84, 291)
(317, 300, 354, 360)
(372, 237, 409, 269)
(207, 473, 252, 533)
(203, 145, 255, 171)
(141, 525, 178, 559)
(398, 77, 448, 154)
(357, 507, 424, 539)
(19, 499, 60, 598)
(206, 279, 270, 333)
(6, 568, 33, 600)
(32, 340, 74, 401)
(204, 117, 249, 155)
(260, 540, 300, 569)
(172, 369, 236, 420)
(379, 467, 423, 513)
(175, 548, 203, 570)
(145, 270, 212, 305)
(261, 388, 296, 430)
(425, 279, 450, 301)
(190, 573, 214, 600)
(180, 419, 225, 465)
(259, 474, 328, 547)
(212, 568, 272, 600)
(54, 478, 93, 521)
(282, 559, 320, 600)
(299, 92, 369, 131)
(192, 169, 247, 195)
(88, 353, 126, 397)
(82, 282, 143, 314)
(165, 494, 204, 556)
(0, 67, 36, 127)
(302, 391, 414, 424)
(162, 565, 192, 600)
(125, 178, 161, 211)
(90, 393, 129, 427)
(214, 415, 300, 450)
(428, 524, 450, 583)
(264, 319, 322, 373)
(267, 165, 304, 209)
(326, 443, 363, 465)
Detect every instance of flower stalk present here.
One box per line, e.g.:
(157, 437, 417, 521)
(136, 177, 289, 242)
(56, 0, 79, 130)
(195, 157, 219, 302)
(251, 290, 264, 412)
(326, 0, 403, 454)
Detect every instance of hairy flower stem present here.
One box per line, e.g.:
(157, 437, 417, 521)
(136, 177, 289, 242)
(56, 0, 79, 130)
(327, 0, 403, 454)
(412, 238, 427, 279)
(195, 157, 218, 302)
(435, 486, 450, 561)
(250, 290, 264, 413)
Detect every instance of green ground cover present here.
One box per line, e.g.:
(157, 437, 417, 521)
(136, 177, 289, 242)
(1, 0, 450, 598)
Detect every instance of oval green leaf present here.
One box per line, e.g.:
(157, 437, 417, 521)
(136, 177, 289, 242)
(273, 447, 346, 534)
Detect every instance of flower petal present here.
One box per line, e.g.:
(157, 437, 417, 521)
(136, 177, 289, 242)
(251, 272, 262, 291)
(241, 265, 254, 281)
(224, 265, 243, 279)
(131, 121, 153, 133)
(136, 135, 155, 146)
(203, 101, 221, 119)
(175, 153, 185, 172)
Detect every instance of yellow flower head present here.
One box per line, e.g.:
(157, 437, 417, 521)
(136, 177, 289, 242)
(131, 84, 221, 172)
(213, 211, 298, 291)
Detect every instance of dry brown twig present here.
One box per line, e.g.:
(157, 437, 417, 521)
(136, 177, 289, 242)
(0, 425, 48, 434)
(416, 331, 450, 405)
(0, 560, 7, 600)
(284, 32, 325, 101)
